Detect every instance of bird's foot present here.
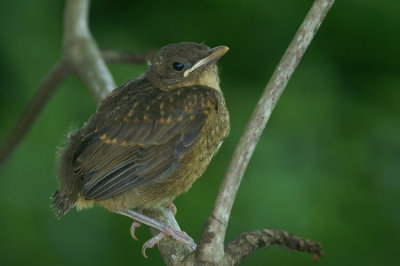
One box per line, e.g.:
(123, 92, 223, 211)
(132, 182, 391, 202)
(130, 208, 143, 240)
(115, 208, 196, 257)
(130, 220, 142, 240)
(142, 232, 166, 258)
(141, 228, 196, 258)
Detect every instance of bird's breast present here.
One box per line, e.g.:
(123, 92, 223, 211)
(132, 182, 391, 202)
(170, 94, 230, 196)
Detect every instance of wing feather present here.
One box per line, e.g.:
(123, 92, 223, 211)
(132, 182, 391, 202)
(73, 83, 218, 200)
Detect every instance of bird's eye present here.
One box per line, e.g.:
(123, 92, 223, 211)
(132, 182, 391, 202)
(172, 62, 184, 71)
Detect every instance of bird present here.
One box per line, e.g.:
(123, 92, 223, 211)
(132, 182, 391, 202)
(51, 42, 230, 255)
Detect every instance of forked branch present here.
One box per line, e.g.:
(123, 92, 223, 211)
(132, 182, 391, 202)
(0, 0, 150, 167)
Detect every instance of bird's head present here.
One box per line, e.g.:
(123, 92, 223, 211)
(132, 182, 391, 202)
(147, 42, 229, 91)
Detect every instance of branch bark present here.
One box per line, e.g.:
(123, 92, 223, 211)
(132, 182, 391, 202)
(196, 0, 335, 263)
(63, 0, 115, 103)
(224, 229, 324, 265)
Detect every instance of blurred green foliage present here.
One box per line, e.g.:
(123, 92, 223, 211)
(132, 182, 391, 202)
(0, 0, 399, 265)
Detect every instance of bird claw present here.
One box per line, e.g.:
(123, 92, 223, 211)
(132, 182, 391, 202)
(142, 232, 166, 258)
(165, 227, 197, 250)
(130, 221, 142, 240)
(141, 228, 196, 258)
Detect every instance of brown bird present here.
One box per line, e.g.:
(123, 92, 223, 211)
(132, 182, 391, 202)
(52, 42, 230, 254)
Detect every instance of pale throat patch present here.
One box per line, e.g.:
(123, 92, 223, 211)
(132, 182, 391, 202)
(196, 68, 221, 91)
(181, 66, 221, 91)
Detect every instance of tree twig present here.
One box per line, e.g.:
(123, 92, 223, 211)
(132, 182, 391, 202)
(0, 61, 69, 166)
(63, 0, 115, 103)
(0, 21, 151, 167)
(196, 0, 335, 263)
(101, 49, 156, 64)
(224, 229, 324, 265)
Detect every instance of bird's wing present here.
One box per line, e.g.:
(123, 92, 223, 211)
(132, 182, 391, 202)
(72, 85, 218, 200)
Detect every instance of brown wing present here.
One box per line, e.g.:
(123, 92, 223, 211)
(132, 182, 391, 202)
(72, 83, 218, 200)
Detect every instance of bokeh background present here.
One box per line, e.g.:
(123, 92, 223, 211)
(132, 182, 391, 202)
(0, 0, 399, 265)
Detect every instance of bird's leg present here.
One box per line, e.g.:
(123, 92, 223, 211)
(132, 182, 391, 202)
(115, 208, 196, 257)
(130, 208, 142, 240)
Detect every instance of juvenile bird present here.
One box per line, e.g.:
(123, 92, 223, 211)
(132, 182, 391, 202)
(52, 42, 229, 254)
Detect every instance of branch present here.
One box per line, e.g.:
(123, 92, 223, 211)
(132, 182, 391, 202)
(0, 61, 69, 166)
(0, 9, 151, 167)
(196, 0, 335, 263)
(63, 0, 115, 103)
(0, 0, 114, 167)
(224, 229, 324, 265)
(101, 49, 156, 64)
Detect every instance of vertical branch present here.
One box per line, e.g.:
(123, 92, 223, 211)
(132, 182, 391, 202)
(63, 0, 115, 102)
(196, 0, 335, 263)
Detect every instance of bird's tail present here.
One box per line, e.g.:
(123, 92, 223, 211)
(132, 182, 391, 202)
(51, 190, 77, 218)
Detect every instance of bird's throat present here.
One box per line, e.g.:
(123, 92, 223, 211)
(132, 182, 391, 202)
(196, 68, 221, 91)
(177, 67, 221, 91)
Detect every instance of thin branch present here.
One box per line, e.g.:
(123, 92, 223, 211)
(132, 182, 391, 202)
(63, 0, 115, 103)
(0, 61, 69, 166)
(197, 0, 335, 263)
(0, 1, 151, 167)
(224, 229, 324, 265)
(0, 0, 115, 167)
(101, 49, 156, 64)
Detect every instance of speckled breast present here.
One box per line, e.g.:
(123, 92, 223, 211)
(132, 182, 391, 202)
(166, 90, 230, 201)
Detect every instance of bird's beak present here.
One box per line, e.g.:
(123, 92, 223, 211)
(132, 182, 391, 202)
(184, 46, 229, 77)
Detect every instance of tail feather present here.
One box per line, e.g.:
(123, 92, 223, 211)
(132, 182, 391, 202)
(51, 190, 76, 218)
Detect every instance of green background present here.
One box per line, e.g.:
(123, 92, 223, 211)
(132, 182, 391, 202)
(0, 0, 399, 265)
